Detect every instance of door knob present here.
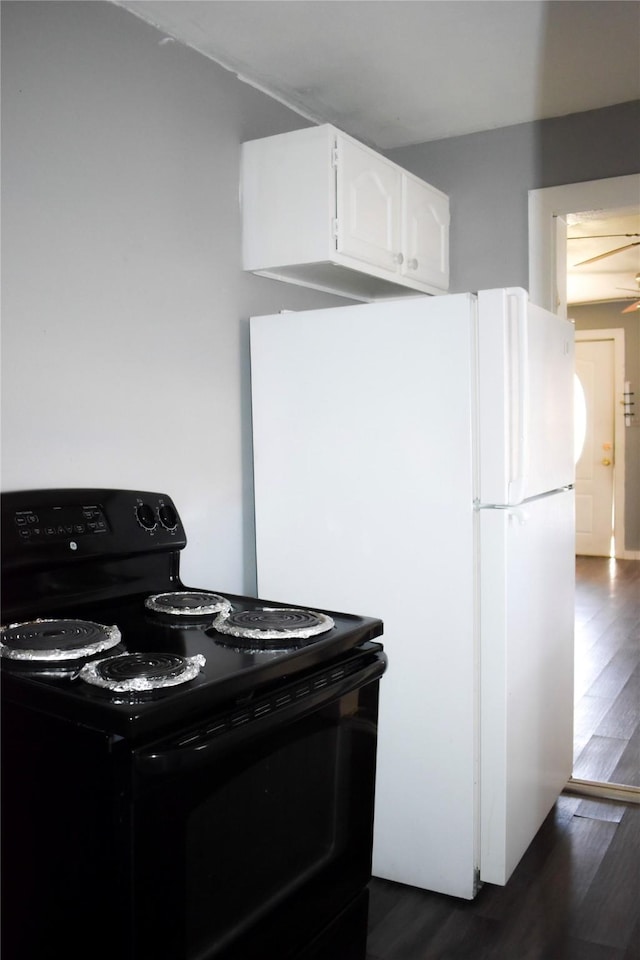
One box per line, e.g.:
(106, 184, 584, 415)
(601, 458, 612, 466)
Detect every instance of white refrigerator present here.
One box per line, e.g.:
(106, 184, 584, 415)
(249, 287, 575, 899)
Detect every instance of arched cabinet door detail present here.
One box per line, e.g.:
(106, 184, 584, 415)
(401, 173, 450, 291)
(336, 137, 402, 274)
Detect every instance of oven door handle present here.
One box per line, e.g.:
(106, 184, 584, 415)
(135, 652, 387, 777)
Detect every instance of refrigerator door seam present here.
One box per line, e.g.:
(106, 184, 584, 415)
(506, 289, 530, 505)
(471, 292, 482, 884)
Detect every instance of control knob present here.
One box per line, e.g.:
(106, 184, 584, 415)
(158, 503, 178, 530)
(135, 503, 157, 531)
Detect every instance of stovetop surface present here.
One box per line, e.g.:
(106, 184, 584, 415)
(0, 489, 383, 741)
(1, 584, 383, 740)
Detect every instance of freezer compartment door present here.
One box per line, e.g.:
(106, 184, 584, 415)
(476, 288, 574, 505)
(479, 488, 574, 885)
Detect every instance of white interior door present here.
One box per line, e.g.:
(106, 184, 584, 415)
(575, 339, 615, 557)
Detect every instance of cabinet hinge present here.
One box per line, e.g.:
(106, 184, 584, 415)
(331, 217, 339, 239)
(331, 145, 339, 168)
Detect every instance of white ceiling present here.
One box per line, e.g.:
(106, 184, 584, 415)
(114, 0, 640, 306)
(115, 1, 639, 149)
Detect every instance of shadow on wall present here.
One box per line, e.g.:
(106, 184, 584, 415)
(534, 1, 640, 187)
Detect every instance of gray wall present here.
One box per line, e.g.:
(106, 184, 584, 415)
(571, 302, 640, 552)
(387, 101, 640, 296)
(1, 0, 350, 594)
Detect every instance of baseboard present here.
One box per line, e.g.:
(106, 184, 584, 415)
(563, 778, 640, 805)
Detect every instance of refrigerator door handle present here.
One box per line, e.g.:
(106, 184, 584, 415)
(507, 289, 529, 504)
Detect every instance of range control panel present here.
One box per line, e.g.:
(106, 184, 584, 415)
(13, 502, 110, 545)
(1, 489, 187, 571)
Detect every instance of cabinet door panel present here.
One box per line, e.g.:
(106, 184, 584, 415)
(336, 136, 402, 273)
(402, 176, 449, 290)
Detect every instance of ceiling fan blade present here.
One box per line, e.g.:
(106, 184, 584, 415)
(568, 233, 640, 240)
(621, 300, 640, 314)
(574, 241, 640, 267)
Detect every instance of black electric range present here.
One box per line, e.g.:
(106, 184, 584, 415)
(1, 488, 386, 960)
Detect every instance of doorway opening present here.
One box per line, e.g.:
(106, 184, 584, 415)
(529, 175, 638, 562)
(529, 177, 640, 800)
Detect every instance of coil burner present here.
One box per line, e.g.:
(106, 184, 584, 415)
(0, 619, 122, 662)
(79, 652, 206, 694)
(212, 607, 335, 651)
(145, 591, 232, 619)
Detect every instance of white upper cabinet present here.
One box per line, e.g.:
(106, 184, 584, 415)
(241, 125, 449, 302)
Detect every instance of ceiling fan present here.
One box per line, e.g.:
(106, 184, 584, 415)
(571, 233, 640, 267)
(616, 273, 640, 314)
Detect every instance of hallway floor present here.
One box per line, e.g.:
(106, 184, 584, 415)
(366, 796, 639, 959)
(573, 556, 640, 787)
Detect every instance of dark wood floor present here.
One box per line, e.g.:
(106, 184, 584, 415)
(365, 558, 640, 960)
(573, 557, 640, 787)
(366, 797, 639, 959)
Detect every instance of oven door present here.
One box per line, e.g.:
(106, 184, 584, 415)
(131, 645, 386, 960)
